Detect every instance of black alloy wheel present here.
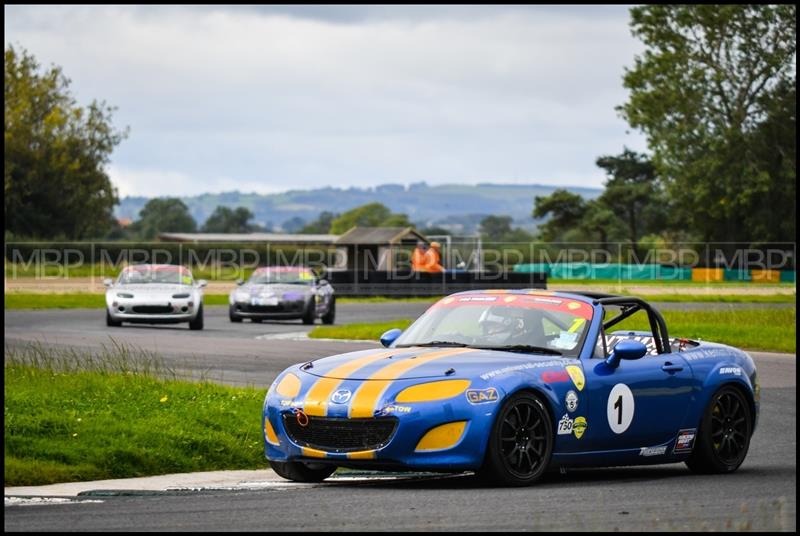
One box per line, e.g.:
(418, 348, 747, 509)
(479, 392, 553, 486)
(686, 385, 752, 474)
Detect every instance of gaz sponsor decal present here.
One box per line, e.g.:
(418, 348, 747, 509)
(639, 445, 667, 457)
(557, 414, 574, 435)
(565, 365, 585, 391)
(565, 390, 579, 412)
(465, 388, 499, 404)
(719, 367, 742, 376)
(673, 429, 697, 453)
(573, 417, 587, 439)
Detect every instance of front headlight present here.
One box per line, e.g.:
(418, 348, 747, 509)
(234, 290, 249, 301)
(116, 292, 134, 298)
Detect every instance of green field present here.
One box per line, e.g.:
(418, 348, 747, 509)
(308, 308, 796, 353)
(4, 344, 268, 486)
(308, 319, 414, 340)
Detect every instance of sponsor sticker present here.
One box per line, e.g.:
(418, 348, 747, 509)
(719, 367, 742, 376)
(565, 365, 585, 391)
(378, 405, 412, 415)
(557, 414, 574, 435)
(542, 370, 570, 383)
(640, 445, 667, 457)
(466, 388, 499, 404)
(573, 416, 587, 439)
(565, 390, 579, 412)
(673, 428, 697, 453)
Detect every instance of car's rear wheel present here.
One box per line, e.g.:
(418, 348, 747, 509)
(686, 385, 752, 474)
(270, 460, 336, 483)
(321, 297, 336, 325)
(478, 391, 553, 486)
(106, 310, 122, 327)
(189, 304, 204, 330)
(229, 306, 242, 323)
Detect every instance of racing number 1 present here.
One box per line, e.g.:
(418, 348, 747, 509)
(607, 383, 634, 434)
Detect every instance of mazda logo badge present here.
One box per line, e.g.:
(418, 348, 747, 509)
(331, 389, 352, 404)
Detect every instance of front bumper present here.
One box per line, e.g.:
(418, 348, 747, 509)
(232, 300, 306, 317)
(263, 401, 495, 471)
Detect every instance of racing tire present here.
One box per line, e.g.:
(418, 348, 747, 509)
(685, 385, 752, 474)
(229, 306, 243, 323)
(270, 460, 336, 483)
(106, 310, 122, 327)
(189, 304, 204, 330)
(301, 301, 315, 325)
(321, 297, 336, 325)
(477, 391, 553, 487)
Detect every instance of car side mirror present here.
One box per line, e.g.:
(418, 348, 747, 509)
(605, 339, 648, 368)
(236, 279, 244, 286)
(103, 278, 114, 287)
(380, 328, 403, 348)
(197, 279, 208, 288)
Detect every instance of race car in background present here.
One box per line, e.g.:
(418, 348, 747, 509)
(104, 264, 207, 330)
(229, 266, 335, 325)
(262, 291, 758, 486)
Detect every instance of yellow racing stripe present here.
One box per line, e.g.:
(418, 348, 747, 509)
(346, 450, 376, 460)
(302, 447, 327, 458)
(348, 348, 474, 418)
(302, 350, 399, 417)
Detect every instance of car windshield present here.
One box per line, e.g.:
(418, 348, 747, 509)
(117, 266, 193, 285)
(394, 293, 594, 358)
(248, 268, 315, 285)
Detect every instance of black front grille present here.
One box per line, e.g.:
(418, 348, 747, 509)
(241, 303, 302, 313)
(132, 305, 173, 314)
(282, 415, 398, 453)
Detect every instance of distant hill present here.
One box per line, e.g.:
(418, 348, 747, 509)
(115, 182, 601, 234)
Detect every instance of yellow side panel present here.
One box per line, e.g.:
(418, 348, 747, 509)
(415, 421, 467, 452)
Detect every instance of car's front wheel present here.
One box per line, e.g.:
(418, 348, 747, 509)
(478, 391, 553, 486)
(106, 310, 122, 327)
(321, 297, 336, 325)
(189, 304, 204, 330)
(270, 460, 336, 483)
(229, 305, 243, 323)
(301, 300, 315, 325)
(686, 385, 752, 474)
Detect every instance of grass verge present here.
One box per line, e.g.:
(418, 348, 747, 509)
(308, 319, 414, 340)
(309, 308, 795, 353)
(4, 343, 267, 486)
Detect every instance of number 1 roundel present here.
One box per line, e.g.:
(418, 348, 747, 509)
(607, 383, 634, 434)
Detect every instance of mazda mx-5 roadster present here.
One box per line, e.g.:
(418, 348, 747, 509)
(104, 264, 207, 330)
(262, 290, 758, 486)
(229, 266, 335, 325)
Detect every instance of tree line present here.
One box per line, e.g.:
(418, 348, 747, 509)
(5, 6, 795, 246)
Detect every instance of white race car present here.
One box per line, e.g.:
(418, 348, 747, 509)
(104, 264, 207, 330)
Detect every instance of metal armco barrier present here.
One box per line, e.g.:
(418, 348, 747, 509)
(325, 270, 547, 297)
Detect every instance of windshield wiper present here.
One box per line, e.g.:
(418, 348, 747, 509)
(475, 345, 563, 356)
(396, 341, 469, 348)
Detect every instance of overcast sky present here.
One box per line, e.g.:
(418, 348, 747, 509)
(5, 5, 648, 197)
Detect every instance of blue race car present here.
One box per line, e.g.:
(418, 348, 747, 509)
(262, 290, 758, 486)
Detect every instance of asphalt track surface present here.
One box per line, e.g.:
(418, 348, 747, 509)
(4, 303, 797, 531)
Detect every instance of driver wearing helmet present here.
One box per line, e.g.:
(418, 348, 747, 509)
(478, 306, 529, 345)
